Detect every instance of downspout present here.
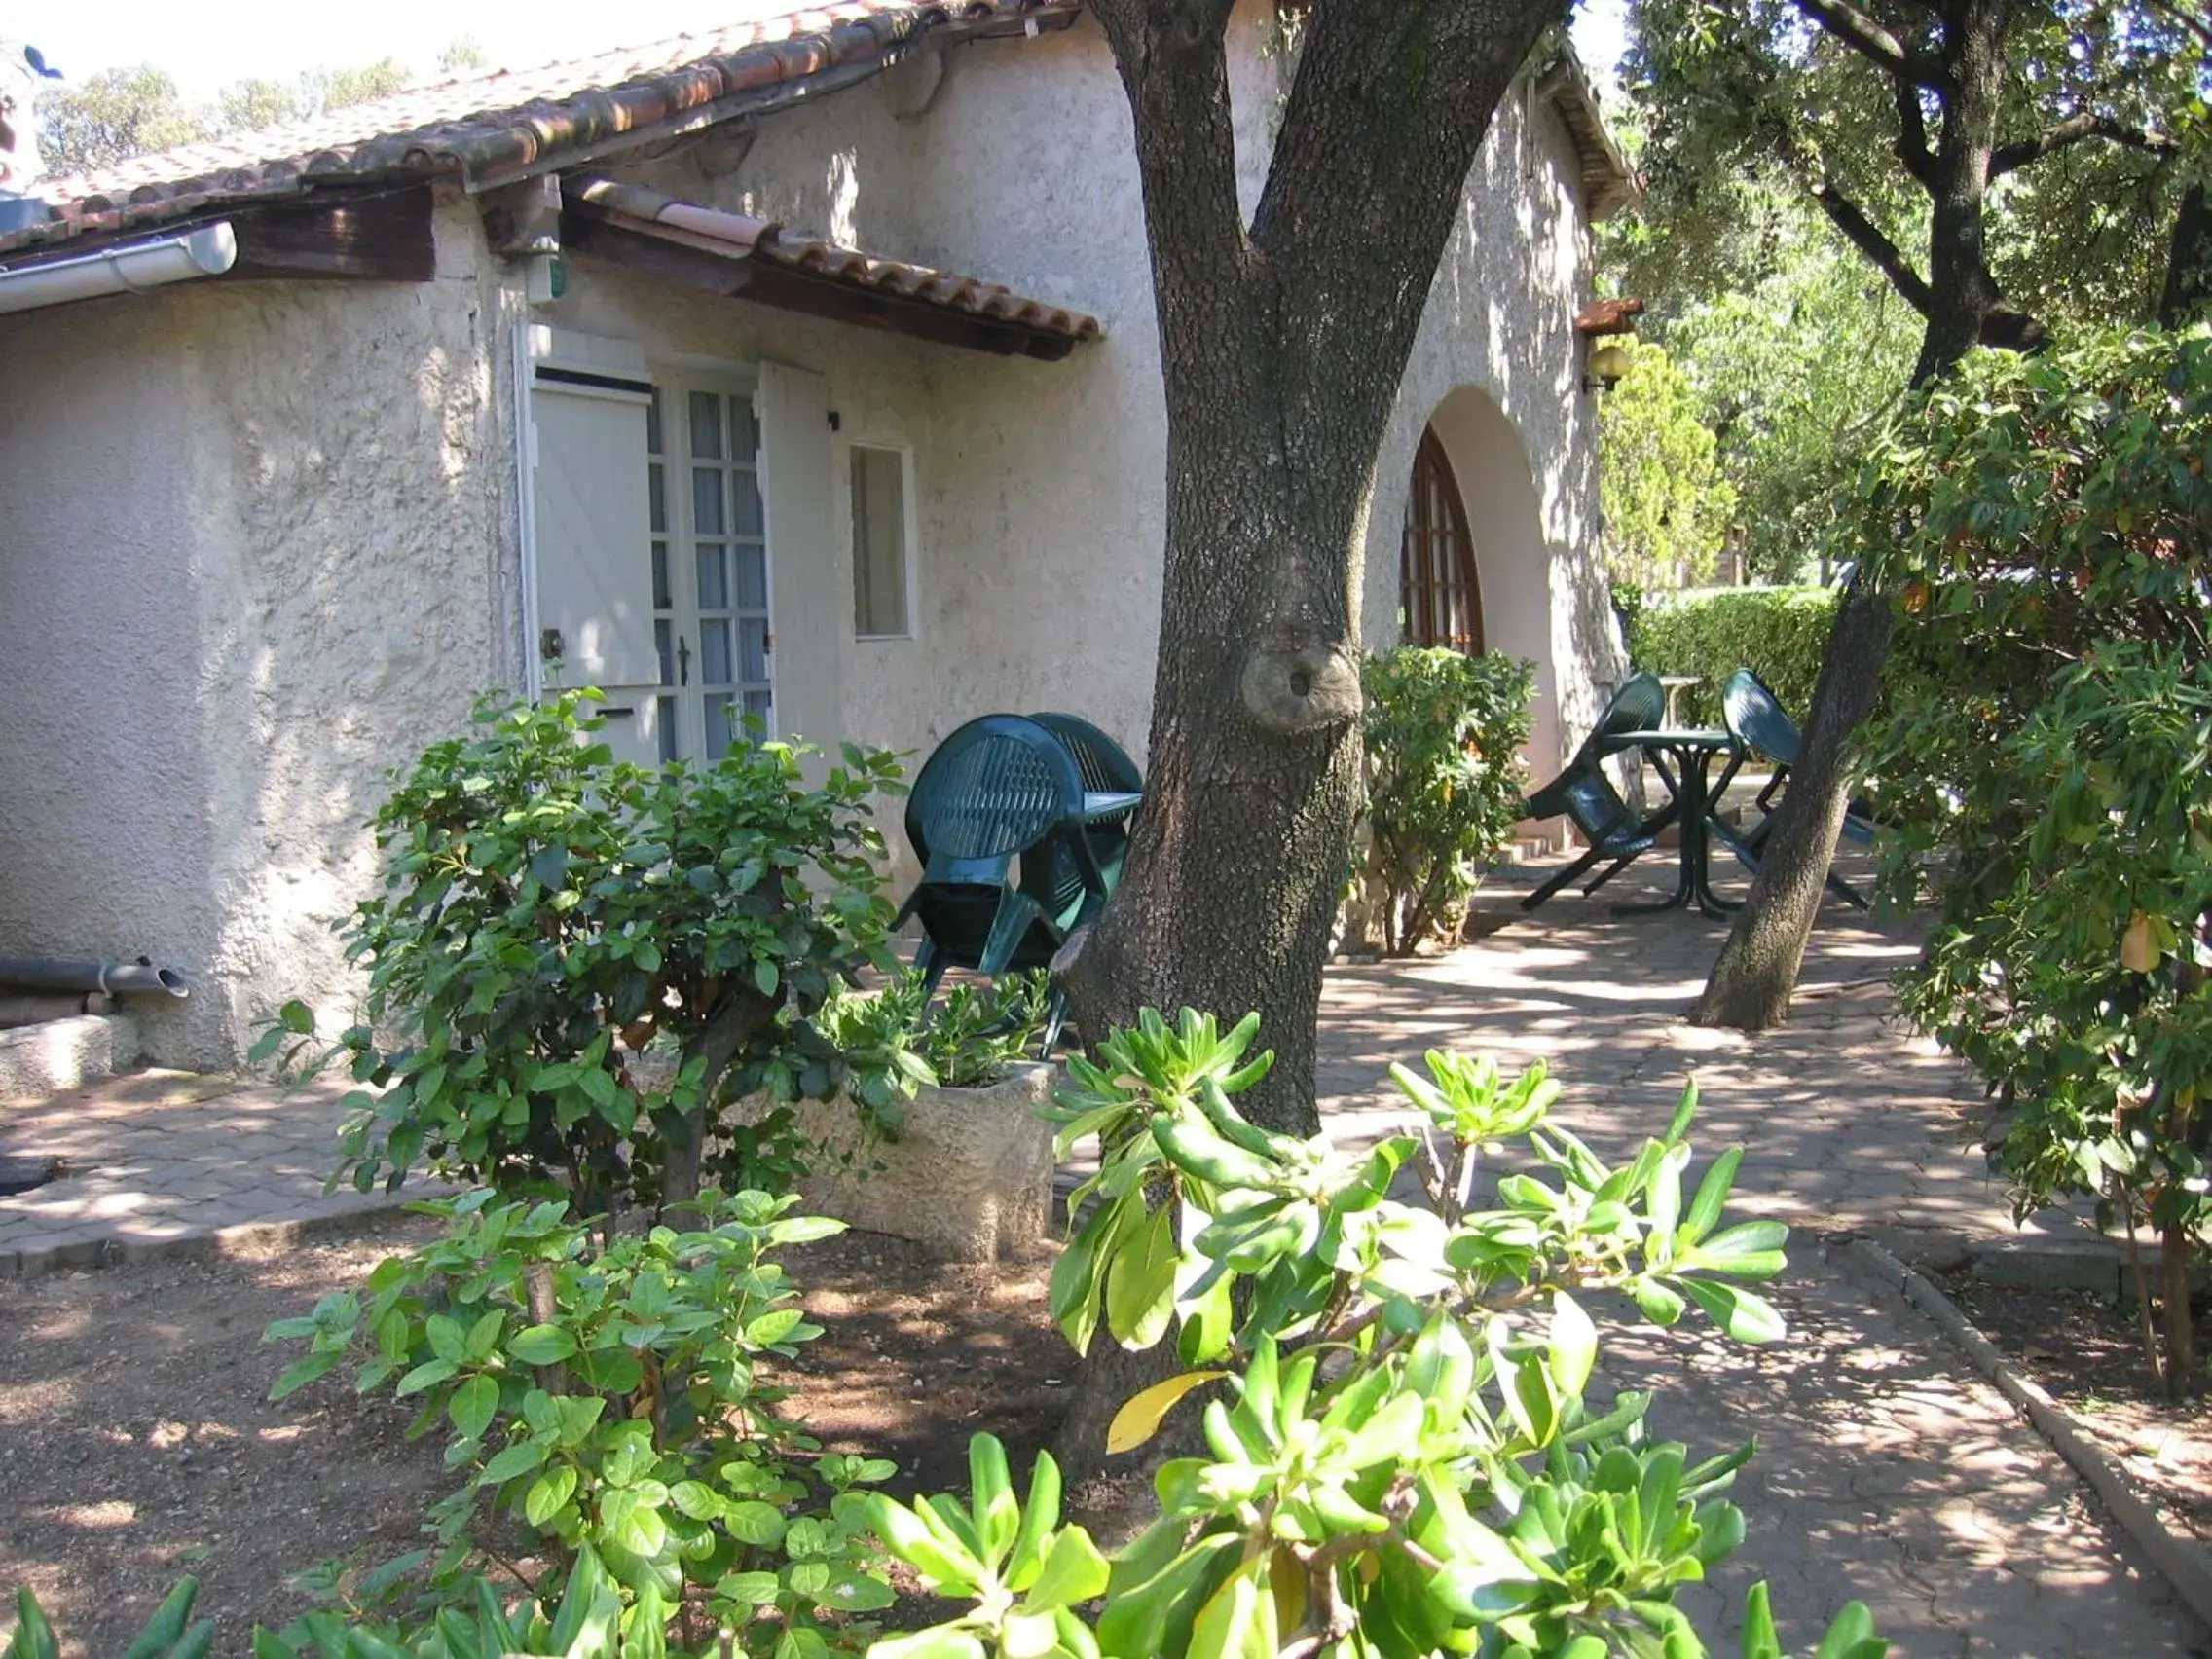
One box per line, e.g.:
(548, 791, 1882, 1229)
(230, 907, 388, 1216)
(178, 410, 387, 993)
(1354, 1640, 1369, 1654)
(0, 220, 237, 316)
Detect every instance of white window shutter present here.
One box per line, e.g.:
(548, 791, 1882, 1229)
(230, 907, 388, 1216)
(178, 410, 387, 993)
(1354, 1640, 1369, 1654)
(758, 360, 843, 755)
(528, 379, 659, 690)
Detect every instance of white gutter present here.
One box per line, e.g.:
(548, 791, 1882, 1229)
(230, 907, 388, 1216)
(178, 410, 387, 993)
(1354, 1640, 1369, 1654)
(0, 220, 237, 317)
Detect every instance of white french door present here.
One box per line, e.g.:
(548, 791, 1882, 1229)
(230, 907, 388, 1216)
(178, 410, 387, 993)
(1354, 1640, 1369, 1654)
(645, 379, 776, 761)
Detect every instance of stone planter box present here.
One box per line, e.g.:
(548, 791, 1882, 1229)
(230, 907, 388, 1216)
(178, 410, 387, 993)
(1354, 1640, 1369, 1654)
(782, 1060, 1059, 1264)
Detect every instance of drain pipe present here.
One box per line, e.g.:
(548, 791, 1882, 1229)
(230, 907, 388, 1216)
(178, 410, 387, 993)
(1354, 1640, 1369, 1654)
(0, 220, 237, 317)
(0, 957, 188, 998)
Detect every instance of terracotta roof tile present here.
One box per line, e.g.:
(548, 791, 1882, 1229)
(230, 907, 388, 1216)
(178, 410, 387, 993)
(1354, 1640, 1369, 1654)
(4, 0, 1077, 258)
(1574, 296, 1644, 336)
(567, 174, 1101, 353)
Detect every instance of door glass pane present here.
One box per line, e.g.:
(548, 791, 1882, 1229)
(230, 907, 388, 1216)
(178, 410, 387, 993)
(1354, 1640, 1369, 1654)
(732, 473, 763, 537)
(646, 388, 663, 456)
(656, 693, 679, 763)
(700, 619, 732, 685)
(692, 467, 724, 535)
(731, 397, 759, 459)
(739, 617, 769, 682)
(651, 543, 671, 610)
(734, 544, 767, 610)
(654, 619, 675, 684)
(745, 688, 773, 723)
(850, 445, 909, 637)
(705, 697, 733, 759)
(696, 545, 727, 611)
(688, 391, 721, 460)
(648, 463, 666, 535)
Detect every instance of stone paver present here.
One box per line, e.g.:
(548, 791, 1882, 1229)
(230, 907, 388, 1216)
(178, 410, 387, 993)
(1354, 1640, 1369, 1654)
(0, 1069, 436, 1273)
(1312, 856, 2206, 1657)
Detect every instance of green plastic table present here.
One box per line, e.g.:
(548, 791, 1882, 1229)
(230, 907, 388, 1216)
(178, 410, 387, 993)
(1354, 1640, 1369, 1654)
(1594, 727, 1738, 918)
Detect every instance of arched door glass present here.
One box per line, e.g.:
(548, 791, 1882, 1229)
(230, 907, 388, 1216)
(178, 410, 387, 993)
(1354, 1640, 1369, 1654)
(1398, 427, 1484, 653)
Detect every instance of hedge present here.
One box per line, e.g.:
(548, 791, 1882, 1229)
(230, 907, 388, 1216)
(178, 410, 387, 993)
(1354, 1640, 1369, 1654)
(1627, 587, 1837, 726)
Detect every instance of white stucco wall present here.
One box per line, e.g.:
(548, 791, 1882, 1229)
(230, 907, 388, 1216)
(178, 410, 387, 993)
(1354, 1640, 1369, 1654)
(0, 2, 1615, 1068)
(0, 187, 520, 1066)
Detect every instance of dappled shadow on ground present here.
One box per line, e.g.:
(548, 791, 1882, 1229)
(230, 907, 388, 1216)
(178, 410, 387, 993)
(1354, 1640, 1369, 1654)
(1315, 853, 2046, 1243)
(0, 1212, 453, 1654)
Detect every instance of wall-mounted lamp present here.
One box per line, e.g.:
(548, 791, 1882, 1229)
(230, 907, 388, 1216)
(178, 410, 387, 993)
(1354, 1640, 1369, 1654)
(1583, 341, 1634, 394)
(1574, 295, 1645, 397)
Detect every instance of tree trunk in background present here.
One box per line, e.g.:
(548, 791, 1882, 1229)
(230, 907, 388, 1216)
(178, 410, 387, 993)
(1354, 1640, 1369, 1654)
(1695, 0, 2005, 1029)
(1051, 0, 1566, 1473)
(2162, 182, 2212, 327)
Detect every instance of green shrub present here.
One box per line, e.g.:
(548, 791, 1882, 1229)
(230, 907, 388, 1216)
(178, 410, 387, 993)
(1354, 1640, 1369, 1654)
(1627, 587, 1837, 726)
(1858, 324, 2212, 1393)
(861, 1008, 1882, 1659)
(260, 692, 906, 1218)
(1360, 647, 1535, 955)
(265, 1189, 894, 1656)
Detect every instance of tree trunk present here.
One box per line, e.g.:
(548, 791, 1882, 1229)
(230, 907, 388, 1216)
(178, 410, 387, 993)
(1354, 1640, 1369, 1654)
(1051, 0, 1567, 1475)
(1695, 0, 2005, 1029)
(1691, 583, 1893, 1027)
(2164, 1220, 2197, 1398)
(2161, 181, 2212, 328)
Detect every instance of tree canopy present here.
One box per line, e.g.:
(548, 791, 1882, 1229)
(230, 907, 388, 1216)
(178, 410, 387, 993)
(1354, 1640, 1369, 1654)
(34, 40, 486, 178)
(1597, 338, 1738, 588)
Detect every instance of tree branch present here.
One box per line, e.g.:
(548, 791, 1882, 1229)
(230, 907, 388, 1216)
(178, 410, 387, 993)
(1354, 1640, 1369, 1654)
(1790, 0, 1944, 87)
(1988, 111, 2178, 178)
(1812, 183, 1934, 314)
(1893, 79, 1937, 187)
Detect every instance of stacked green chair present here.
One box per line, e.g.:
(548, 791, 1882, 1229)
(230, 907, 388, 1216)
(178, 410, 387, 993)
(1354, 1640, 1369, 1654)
(1026, 711, 1142, 919)
(1712, 669, 1872, 908)
(895, 714, 1104, 1051)
(1518, 671, 1674, 911)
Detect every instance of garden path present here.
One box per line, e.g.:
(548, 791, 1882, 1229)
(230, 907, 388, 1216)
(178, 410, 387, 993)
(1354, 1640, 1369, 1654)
(1312, 854, 2204, 1657)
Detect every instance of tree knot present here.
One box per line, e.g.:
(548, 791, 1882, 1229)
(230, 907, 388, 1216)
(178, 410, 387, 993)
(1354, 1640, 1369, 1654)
(1240, 636, 1362, 734)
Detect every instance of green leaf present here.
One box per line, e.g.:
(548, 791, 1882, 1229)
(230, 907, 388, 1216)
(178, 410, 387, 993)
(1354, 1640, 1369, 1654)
(394, 1357, 458, 1397)
(1549, 1291, 1598, 1396)
(1679, 1277, 1788, 1344)
(1104, 1201, 1180, 1351)
(1106, 1372, 1225, 1456)
(1680, 1146, 1742, 1244)
(755, 959, 781, 998)
(524, 1465, 578, 1529)
(746, 1309, 805, 1347)
(278, 999, 316, 1035)
(669, 1480, 723, 1521)
(1022, 1527, 1110, 1613)
(725, 1499, 788, 1548)
(268, 1350, 342, 1402)
(1687, 1219, 1789, 1280)
(508, 1324, 578, 1366)
(866, 1631, 985, 1659)
(480, 1439, 545, 1485)
(120, 1577, 202, 1659)
(449, 1374, 499, 1441)
(713, 1571, 782, 1606)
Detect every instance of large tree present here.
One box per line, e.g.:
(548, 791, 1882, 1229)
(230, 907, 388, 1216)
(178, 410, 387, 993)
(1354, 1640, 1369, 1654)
(1051, 0, 1567, 1462)
(1624, 0, 2207, 1028)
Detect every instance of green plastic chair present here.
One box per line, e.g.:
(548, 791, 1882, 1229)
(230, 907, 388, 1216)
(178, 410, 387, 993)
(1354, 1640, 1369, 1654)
(1710, 669, 1872, 908)
(894, 715, 1103, 1051)
(1519, 672, 1675, 910)
(1025, 712, 1141, 922)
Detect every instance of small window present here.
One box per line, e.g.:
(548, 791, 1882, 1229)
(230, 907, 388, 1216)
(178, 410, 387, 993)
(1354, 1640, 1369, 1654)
(850, 444, 912, 639)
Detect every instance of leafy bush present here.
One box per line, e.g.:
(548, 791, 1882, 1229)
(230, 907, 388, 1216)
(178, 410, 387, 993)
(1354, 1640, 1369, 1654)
(821, 970, 1051, 1124)
(1627, 588, 1837, 726)
(260, 692, 905, 1217)
(1360, 647, 1535, 955)
(1857, 324, 2212, 1392)
(266, 1189, 895, 1656)
(861, 1008, 1881, 1658)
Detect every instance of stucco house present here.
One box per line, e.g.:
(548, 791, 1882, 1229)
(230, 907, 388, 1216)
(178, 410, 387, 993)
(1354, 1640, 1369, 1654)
(0, 0, 1631, 1070)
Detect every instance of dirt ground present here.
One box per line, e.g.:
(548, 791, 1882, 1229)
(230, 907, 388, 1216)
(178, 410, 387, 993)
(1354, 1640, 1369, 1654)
(0, 1219, 1075, 1656)
(1936, 1267, 2212, 1551)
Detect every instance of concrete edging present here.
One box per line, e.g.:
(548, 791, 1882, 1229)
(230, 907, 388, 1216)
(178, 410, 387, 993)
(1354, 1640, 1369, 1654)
(0, 1200, 426, 1282)
(1844, 1234, 2212, 1631)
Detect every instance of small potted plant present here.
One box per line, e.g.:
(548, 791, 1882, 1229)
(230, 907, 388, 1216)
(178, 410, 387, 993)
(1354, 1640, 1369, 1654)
(796, 969, 1058, 1262)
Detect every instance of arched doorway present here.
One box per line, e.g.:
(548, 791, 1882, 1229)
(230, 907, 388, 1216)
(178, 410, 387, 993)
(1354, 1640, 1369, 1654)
(1399, 427, 1484, 652)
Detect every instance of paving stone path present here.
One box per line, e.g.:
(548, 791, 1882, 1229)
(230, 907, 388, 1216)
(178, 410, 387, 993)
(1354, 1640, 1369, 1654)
(1312, 858, 2205, 1656)
(0, 851, 2202, 1652)
(0, 1069, 431, 1275)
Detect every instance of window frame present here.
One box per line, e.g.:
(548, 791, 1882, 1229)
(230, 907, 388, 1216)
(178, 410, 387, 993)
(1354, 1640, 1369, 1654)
(843, 437, 920, 644)
(1398, 425, 1486, 654)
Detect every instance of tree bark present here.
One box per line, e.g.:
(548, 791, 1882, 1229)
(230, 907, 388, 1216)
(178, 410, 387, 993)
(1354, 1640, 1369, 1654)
(1696, 0, 2007, 1029)
(2161, 182, 2212, 328)
(1051, 0, 1565, 1473)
